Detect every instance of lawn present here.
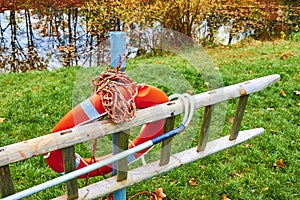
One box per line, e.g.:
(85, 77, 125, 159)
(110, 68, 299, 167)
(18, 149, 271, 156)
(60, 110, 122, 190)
(0, 39, 299, 199)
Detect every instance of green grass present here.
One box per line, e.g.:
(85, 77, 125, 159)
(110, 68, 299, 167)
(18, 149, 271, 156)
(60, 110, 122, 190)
(0, 39, 299, 199)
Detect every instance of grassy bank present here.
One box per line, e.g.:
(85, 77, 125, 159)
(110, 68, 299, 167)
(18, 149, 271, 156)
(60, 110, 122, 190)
(0, 39, 299, 199)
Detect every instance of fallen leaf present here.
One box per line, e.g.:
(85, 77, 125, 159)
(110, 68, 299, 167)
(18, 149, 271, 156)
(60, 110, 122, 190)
(229, 116, 235, 124)
(198, 165, 205, 169)
(294, 91, 300, 96)
(105, 194, 113, 200)
(186, 90, 194, 95)
(244, 143, 253, 148)
(0, 118, 5, 123)
(16, 92, 22, 97)
(155, 187, 166, 200)
(214, 66, 220, 70)
(267, 108, 275, 111)
(273, 158, 286, 169)
(156, 61, 161, 65)
(263, 186, 269, 191)
(279, 90, 287, 97)
(223, 194, 231, 200)
(189, 178, 197, 186)
(4, 80, 9, 84)
(34, 85, 39, 91)
(280, 54, 288, 60)
(278, 158, 285, 169)
(280, 53, 294, 60)
(229, 173, 242, 178)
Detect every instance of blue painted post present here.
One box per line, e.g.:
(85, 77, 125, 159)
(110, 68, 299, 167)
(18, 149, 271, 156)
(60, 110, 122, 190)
(110, 32, 126, 69)
(110, 31, 127, 200)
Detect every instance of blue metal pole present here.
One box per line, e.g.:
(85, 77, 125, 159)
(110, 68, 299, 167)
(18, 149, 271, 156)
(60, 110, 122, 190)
(110, 31, 127, 200)
(110, 32, 126, 69)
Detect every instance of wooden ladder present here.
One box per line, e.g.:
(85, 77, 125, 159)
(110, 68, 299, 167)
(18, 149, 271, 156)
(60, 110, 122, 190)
(0, 74, 280, 200)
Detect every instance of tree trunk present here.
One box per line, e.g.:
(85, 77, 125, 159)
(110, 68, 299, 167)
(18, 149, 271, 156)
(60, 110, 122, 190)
(10, 9, 17, 72)
(73, 8, 78, 66)
(67, 7, 72, 67)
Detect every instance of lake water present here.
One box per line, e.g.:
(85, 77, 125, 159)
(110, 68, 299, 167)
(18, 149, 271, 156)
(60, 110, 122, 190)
(0, 9, 253, 73)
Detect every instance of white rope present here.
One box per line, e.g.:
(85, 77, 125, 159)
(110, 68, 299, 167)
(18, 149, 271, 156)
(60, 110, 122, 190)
(168, 93, 194, 127)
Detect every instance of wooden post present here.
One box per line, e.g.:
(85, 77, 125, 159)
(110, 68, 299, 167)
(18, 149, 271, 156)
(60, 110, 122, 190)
(229, 95, 249, 140)
(62, 146, 78, 200)
(0, 165, 15, 198)
(197, 105, 215, 152)
(160, 117, 175, 166)
(115, 130, 130, 182)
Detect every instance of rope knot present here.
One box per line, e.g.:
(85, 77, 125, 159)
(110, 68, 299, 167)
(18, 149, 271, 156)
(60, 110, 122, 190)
(92, 53, 137, 123)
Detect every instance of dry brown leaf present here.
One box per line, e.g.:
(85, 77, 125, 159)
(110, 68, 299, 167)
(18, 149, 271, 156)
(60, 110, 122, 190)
(273, 158, 286, 169)
(229, 116, 235, 124)
(244, 143, 253, 148)
(223, 194, 231, 200)
(294, 91, 300, 96)
(229, 173, 242, 178)
(189, 178, 197, 186)
(154, 187, 166, 200)
(4, 80, 9, 85)
(267, 108, 275, 111)
(16, 92, 22, 97)
(279, 90, 287, 97)
(280, 54, 288, 60)
(186, 90, 194, 95)
(278, 158, 285, 169)
(198, 165, 205, 169)
(0, 118, 5, 123)
(280, 53, 294, 60)
(34, 85, 39, 91)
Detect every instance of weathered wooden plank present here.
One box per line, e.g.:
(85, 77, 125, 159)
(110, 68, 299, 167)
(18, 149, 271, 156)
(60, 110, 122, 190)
(0, 74, 280, 167)
(0, 165, 15, 198)
(114, 130, 129, 182)
(53, 128, 264, 200)
(229, 95, 249, 140)
(197, 105, 215, 152)
(61, 146, 78, 200)
(160, 116, 175, 166)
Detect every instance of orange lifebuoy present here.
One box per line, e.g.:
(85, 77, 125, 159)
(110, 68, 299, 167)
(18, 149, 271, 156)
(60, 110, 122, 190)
(45, 85, 168, 178)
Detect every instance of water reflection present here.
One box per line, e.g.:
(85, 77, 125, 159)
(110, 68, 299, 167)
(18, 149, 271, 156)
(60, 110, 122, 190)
(0, 7, 112, 72)
(1, 4, 298, 73)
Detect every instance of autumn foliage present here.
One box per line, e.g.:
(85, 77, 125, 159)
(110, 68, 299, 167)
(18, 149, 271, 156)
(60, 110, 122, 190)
(0, 0, 299, 72)
(0, 0, 84, 11)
